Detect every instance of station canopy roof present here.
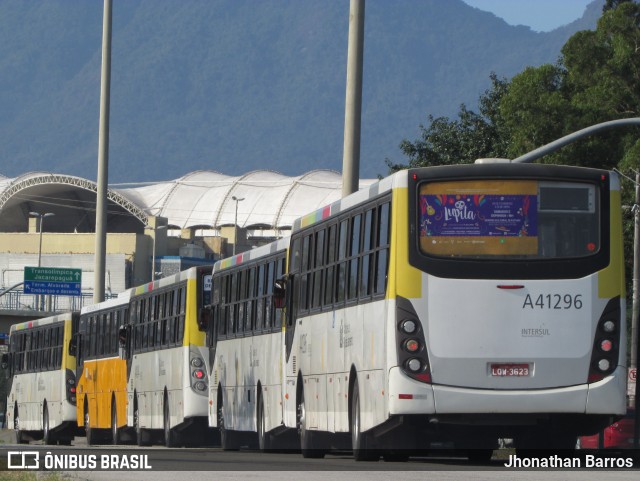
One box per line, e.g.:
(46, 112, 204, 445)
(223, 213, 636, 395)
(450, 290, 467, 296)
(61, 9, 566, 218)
(0, 170, 376, 234)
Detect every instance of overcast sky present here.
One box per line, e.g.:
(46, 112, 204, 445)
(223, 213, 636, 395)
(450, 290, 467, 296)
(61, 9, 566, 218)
(462, 0, 595, 32)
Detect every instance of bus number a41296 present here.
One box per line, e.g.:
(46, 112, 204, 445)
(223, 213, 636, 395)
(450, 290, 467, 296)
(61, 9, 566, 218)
(522, 294, 583, 310)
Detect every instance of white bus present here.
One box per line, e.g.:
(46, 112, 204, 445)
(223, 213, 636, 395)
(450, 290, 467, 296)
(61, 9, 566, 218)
(280, 163, 627, 460)
(118, 265, 213, 446)
(206, 238, 289, 450)
(3, 312, 79, 445)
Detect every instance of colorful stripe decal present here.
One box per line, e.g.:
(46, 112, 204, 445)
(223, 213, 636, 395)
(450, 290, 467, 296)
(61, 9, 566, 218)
(14, 320, 35, 331)
(299, 205, 332, 229)
(220, 253, 244, 270)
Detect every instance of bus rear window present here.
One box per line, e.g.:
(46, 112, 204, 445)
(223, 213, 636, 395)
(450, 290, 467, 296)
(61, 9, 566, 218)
(418, 180, 599, 259)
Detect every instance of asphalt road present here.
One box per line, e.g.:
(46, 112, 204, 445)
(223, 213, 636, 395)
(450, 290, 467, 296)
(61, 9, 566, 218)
(0, 432, 638, 481)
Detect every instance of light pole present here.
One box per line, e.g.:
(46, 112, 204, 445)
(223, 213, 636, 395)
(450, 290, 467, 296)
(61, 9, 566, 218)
(232, 196, 244, 256)
(145, 224, 167, 281)
(29, 212, 55, 267)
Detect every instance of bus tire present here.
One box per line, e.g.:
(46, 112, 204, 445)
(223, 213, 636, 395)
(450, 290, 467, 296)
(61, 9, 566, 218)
(257, 394, 271, 452)
(163, 394, 179, 448)
(134, 399, 151, 447)
(14, 405, 27, 444)
(42, 403, 55, 445)
(111, 398, 121, 445)
(351, 378, 378, 461)
(84, 401, 94, 446)
(218, 398, 239, 451)
(298, 387, 324, 458)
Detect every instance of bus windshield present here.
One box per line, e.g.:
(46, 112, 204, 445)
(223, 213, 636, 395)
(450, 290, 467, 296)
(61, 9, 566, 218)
(418, 179, 600, 259)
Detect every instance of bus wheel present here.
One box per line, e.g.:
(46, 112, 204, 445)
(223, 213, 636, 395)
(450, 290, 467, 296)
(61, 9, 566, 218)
(84, 402, 94, 446)
(298, 388, 324, 458)
(110, 399, 120, 445)
(351, 378, 378, 461)
(257, 394, 271, 452)
(163, 395, 179, 448)
(134, 401, 151, 447)
(42, 404, 55, 445)
(218, 400, 239, 451)
(15, 406, 27, 444)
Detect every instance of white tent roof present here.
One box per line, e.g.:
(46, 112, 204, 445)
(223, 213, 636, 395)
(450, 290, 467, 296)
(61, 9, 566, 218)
(116, 169, 376, 229)
(0, 169, 377, 232)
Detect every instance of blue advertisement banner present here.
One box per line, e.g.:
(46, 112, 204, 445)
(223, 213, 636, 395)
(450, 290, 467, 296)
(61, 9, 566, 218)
(420, 194, 537, 238)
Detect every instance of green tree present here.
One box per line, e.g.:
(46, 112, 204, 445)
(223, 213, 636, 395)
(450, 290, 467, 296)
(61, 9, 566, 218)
(603, 0, 634, 13)
(397, 3, 640, 291)
(387, 74, 509, 171)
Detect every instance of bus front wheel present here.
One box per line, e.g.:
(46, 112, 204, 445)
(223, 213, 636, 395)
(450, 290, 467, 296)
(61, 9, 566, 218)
(218, 398, 239, 451)
(134, 398, 151, 447)
(84, 402, 94, 446)
(14, 405, 27, 444)
(298, 388, 324, 458)
(257, 394, 271, 452)
(110, 398, 121, 445)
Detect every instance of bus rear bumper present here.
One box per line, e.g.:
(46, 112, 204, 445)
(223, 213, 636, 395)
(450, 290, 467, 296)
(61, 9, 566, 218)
(388, 365, 627, 416)
(430, 365, 627, 415)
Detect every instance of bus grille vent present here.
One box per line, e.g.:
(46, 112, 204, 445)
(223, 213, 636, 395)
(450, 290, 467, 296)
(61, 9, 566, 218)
(293, 356, 297, 374)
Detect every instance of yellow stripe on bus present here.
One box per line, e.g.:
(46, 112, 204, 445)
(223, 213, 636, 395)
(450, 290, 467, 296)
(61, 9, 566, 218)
(388, 187, 422, 300)
(598, 190, 625, 299)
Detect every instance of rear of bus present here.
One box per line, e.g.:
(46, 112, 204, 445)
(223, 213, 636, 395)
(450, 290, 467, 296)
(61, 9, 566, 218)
(387, 163, 626, 450)
(5, 313, 78, 444)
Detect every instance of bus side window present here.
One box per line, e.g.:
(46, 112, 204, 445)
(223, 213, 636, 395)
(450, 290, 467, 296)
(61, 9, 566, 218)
(256, 265, 265, 331)
(375, 202, 391, 295)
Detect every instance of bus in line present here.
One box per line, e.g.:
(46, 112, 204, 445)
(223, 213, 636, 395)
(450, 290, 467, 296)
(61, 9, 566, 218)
(204, 162, 627, 461)
(74, 291, 131, 445)
(284, 162, 627, 460)
(118, 265, 214, 447)
(3, 312, 79, 445)
(205, 237, 290, 450)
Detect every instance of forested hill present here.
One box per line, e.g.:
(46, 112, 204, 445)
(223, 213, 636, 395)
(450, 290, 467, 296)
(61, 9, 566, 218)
(0, 0, 603, 181)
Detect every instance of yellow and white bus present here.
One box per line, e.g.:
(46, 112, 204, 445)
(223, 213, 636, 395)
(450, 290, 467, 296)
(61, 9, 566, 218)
(280, 163, 627, 460)
(118, 265, 213, 447)
(3, 312, 79, 445)
(206, 238, 289, 450)
(75, 291, 131, 445)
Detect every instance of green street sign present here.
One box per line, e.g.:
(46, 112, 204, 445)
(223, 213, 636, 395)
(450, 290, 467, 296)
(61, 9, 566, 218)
(24, 267, 82, 295)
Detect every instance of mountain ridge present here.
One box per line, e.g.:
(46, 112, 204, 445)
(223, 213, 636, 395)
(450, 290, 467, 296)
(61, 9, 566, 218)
(0, 0, 603, 182)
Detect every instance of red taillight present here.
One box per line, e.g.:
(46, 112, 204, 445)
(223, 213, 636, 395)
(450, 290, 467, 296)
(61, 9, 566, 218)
(588, 373, 605, 383)
(70, 387, 76, 393)
(600, 340, 613, 352)
(405, 339, 419, 352)
(193, 369, 205, 380)
(415, 372, 431, 383)
(399, 394, 413, 400)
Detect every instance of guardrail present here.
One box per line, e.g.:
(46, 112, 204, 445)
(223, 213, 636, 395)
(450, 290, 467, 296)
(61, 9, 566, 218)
(0, 289, 116, 312)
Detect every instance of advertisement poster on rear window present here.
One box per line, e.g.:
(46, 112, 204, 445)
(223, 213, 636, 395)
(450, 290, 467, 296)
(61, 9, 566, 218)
(419, 180, 538, 256)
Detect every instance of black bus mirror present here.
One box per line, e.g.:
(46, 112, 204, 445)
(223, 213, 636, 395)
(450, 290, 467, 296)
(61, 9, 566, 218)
(198, 306, 211, 332)
(118, 325, 128, 360)
(274, 278, 286, 309)
(68, 335, 78, 357)
(118, 326, 128, 348)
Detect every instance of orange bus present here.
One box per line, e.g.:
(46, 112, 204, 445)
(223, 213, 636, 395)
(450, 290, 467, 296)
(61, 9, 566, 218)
(74, 291, 131, 445)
